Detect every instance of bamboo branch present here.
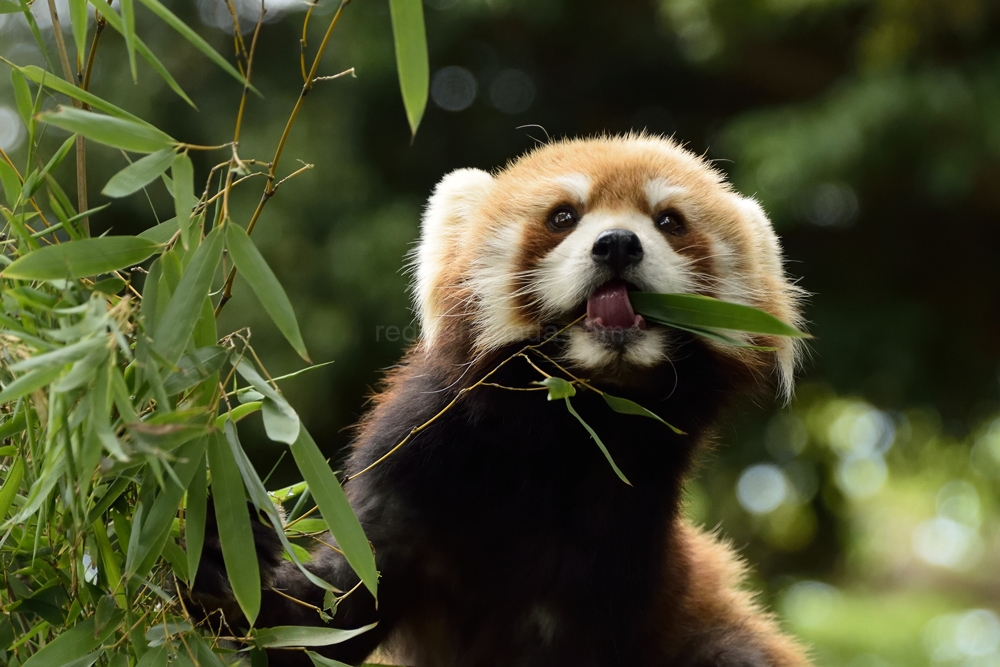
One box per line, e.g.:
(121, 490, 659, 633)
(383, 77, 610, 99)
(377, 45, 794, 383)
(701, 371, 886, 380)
(215, 0, 352, 317)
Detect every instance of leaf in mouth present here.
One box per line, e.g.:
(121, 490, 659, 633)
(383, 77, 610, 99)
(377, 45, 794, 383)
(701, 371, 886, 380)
(628, 292, 809, 345)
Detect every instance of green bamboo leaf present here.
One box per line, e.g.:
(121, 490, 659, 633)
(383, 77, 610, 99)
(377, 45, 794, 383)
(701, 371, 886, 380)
(102, 149, 176, 198)
(537, 376, 576, 400)
(289, 425, 378, 597)
(0, 456, 25, 520)
(252, 623, 377, 649)
(20, 613, 122, 667)
(171, 153, 197, 249)
(14, 0, 52, 72)
(138, 217, 179, 245)
(389, 0, 429, 137)
(68, 0, 87, 65)
(15, 65, 146, 124)
(233, 357, 300, 444)
(0, 156, 20, 207)
(223, 420, 336, 592)
(601, 393, 685, 435)
(134, 0, 257, 93)
(655, 320, 777, 351)
(0, 413, 27, 439)
(207, 431, 261, 624)
(0, 0, 21, 13)
(2, 236, 161, 280)
(629, 292, 808, 338)
(0, 366, 63, 404)
(127, 437, 208, 579)
(84, 0, 196, 108)
(214, 401, 262, 430)
(564, 398, 631, 486)
(10, 68, 32, 126)
(120, 0, 137, 81)
(185, 450, 207, 585)
(226, 223, 310, 361)
(163, 346, 228, 395)
(39, 106, 174, 154)
(135, 645, 168, 667)
(154, 224, 224, 366)
(306, 652, 354, 667)
(22, 134, 75, 200)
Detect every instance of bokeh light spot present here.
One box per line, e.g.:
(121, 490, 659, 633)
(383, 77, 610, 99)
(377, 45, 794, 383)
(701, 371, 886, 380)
(489, 69, 535, 115)
(0, 107, 25, 153)
(781, 581, 841, 628)
(431, 66, 477, 112)
(912, 517, 981, 570)
(836, 453, 887, 499)
(737, 463, 787, 514)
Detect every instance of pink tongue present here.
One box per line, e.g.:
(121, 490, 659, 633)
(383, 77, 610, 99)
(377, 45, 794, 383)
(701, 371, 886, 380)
(586, 282, 644, 329)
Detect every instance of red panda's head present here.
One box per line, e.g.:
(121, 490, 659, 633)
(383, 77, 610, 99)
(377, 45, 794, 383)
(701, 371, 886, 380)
(412, 135, 805, 400)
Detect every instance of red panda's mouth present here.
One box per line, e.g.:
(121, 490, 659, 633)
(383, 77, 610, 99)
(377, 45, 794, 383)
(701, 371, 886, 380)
(584, 280, 647, 331)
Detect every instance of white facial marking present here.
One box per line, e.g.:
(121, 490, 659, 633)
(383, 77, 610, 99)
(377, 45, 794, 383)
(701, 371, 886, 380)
(469, 221, 537, 350)
(552, 174, 591, 205)
(645, 178, 687, 211)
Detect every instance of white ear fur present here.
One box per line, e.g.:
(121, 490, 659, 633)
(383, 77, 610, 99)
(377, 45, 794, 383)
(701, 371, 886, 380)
(731, 195, 806, 403)
(412, 168, 495, 342)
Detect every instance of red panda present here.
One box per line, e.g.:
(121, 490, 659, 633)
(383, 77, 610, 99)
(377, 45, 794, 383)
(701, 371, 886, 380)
(192, 135, 812, 667)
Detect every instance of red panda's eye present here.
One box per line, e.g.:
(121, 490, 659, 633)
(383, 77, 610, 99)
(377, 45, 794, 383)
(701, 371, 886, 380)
(655, 210, 686, 236)
(547, 206, 579, 232)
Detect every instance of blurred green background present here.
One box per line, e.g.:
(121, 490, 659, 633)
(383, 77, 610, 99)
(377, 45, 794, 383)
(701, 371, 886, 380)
(2, 0, 999, 664)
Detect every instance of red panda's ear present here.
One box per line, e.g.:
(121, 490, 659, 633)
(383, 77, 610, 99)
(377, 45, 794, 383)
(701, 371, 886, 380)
(411, 168, 496, 344)
(730, 194, 808, 403)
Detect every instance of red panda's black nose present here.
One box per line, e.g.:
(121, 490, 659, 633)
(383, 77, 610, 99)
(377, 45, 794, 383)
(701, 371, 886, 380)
(592, 229, 643, 273)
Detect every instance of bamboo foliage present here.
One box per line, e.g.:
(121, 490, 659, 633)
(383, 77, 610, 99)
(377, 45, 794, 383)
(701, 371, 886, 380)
(0, 1, 429, 664)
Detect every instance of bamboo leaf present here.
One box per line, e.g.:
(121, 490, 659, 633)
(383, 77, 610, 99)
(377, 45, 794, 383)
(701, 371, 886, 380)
(120, 0, 138, 81)
(68, 0, 88, 66)
(0, 156, 20, 207)
(288, 425, 378, 598)
(134, 0, 257, 93)
(102, 149, 176, 198)
(22, 134, 76, 200)
(85, 0, 196, 107)
(2, 236, 161, 280)
(171, 153, 197, 249)
(0, 366, 63, 404)
(305, 653, 353, 667)
(0, 456, 25, 520)
(252, 623, 377, 649)
(564, 398, 631, 486)
(629, 292, 809, 338)
(207, 431, 261, 624)
(10, 68, 32, 127)
(233, 358, 300, 445)
(17, 65, 147, 125)
(389, 0, 429, 137)
(537, 376, 576, 400)
(226, 223, 310, 361)
(602, 393, 685, 435)
(138, 217, 179, 245)
(185, 450, 207, 586)
(0, 0, 21, 13)
(655, 320, 778, 351)
(39, 106, 175, 154)
(223, 420, 336, 592)
(154, 224, 224, 366)
(127, 437, 208, 579)
(20, 613, 122, 667)
(162, 346, 228, 396)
